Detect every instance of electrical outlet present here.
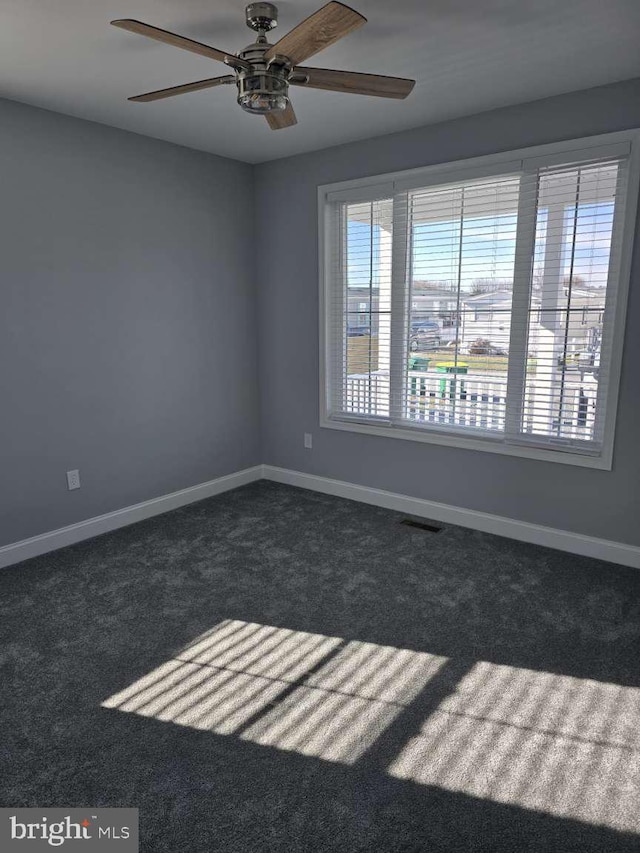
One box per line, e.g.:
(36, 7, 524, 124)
(304, 433, 313, 449)
(66, 469, 81, 491)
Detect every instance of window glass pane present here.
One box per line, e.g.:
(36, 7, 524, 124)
(342, 200, 392, 417)
(324, 145, 630, 462)
(522, 162, 618, 442)
(405, 177, 519, 432)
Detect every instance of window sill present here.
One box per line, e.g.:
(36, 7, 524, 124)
(320, 415, 613, 470)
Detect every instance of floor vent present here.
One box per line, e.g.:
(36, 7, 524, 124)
(400, 518, 443, 533)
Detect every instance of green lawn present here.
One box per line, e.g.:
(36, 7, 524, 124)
(346, 336, 539, 376)
(411, 349, 539, 375)
(411, 349, 509, 373)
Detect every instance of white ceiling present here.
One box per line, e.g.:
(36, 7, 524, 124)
(0, 0, 639, 164)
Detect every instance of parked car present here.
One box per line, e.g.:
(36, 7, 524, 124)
(347, 325, 370, 337)
(409, 321, 441, 351)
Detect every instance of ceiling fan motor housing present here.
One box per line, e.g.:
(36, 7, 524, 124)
(235, 40, 290, 114)
(245, 3, 278, 32)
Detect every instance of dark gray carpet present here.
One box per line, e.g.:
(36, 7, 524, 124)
(1, 480, 639, 852)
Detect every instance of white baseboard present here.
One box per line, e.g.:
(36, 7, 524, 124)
(2, 463, 638, 571)
(262, 465, 640, 570)
(0, 466, 263, 570)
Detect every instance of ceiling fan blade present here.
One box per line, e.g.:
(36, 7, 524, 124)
(291, 66, 415, 99)
(265, 102, 298, 130)
(264, 2, 366, 66)
(111, 19, 235, 65)
(128, 75, 235, 102)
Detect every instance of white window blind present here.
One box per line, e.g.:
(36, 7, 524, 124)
(327, 198, 393, 420)
(517, 158, 626, 451)
(322, 137, 636, 463)
(399, 174, 521, 433)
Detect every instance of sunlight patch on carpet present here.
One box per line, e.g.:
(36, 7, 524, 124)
(102, 619, 447, 764)
(387, 661, 640, 834)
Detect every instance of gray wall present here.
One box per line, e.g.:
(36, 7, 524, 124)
(3, 79, 639, 551)
(255, 77, 640, 547)
(0, 98, 259, 546)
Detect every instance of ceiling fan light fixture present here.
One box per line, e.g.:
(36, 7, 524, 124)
(237, 71, 289, 114)
(239, 90, 288, 114)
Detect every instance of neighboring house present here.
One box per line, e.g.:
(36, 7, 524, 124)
(460, 290, 513, 349)
(410, 285, 459, 342)
(409, 285, 459, 322)
(347, 288, 378, 333)
(459, 287, 605, 358)
(348, 282, 459, 337)
(348, 281, 605, 364)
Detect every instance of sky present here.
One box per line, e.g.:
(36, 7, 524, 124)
(347, 202, 615, 292)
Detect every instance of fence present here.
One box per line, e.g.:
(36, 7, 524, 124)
(343, 370, 597, 440)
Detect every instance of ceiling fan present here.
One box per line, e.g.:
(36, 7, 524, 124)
(111, 2, 415, 130)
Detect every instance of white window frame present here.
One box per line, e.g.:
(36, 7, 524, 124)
(318, 130, 640, 470)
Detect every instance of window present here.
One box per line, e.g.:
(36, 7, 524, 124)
(320, 132, 639, 467)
